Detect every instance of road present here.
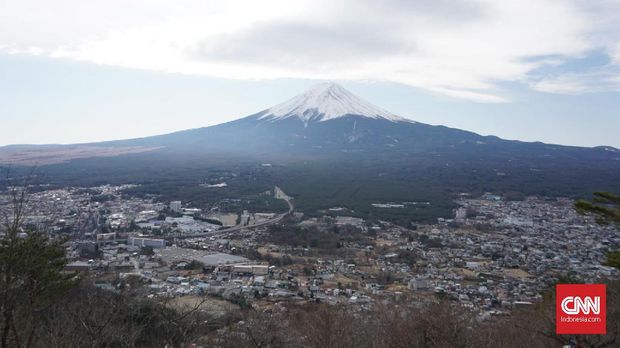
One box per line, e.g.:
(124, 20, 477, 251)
(167, 186, 293, 240)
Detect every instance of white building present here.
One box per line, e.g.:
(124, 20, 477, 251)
(182, 208, 201, 215)
(128, 237, 166, 248)
(170, 201, 182, 213)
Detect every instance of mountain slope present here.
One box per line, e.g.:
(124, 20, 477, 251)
(2, 82, 618, 162)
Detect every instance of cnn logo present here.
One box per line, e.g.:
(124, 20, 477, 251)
(556, 284, 606, 335)
(560, 296, 600, 315)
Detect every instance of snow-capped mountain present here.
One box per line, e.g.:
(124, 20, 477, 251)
(36, 81, 614, 170)
(258, 82, 411, 124)
(3, 82, 619, 163)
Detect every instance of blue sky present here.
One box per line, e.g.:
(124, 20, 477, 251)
(1, 0, 619, 147)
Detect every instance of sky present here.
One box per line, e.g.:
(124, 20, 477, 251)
(1, 0, 619, 147)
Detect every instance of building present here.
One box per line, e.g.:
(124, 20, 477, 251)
(455, 207, 467, 220)
(128, 237, 166, 248)
(335, 216, 365, 227)
(136, 210, 158, 222)
(65, 261, 91, 272)
(170, 201, 182, 213)
(164, 216, 213, 233)
(96, 232, 117, 243)
(233, 264, 269, 275)
(408, 278, 430, 291)
(183, 208, 201, 215)
(194, 253, 249, 267)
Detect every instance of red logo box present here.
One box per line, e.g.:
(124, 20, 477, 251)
(556, 284, 606, 335)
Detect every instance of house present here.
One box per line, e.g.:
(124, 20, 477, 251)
(65, 261, 91, 272)
(408, 278, 430, 291)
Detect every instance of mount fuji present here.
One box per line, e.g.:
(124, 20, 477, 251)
(93, 82, 617, 162)
(1, 82, 619, 218)
(96, 82, 513, 155)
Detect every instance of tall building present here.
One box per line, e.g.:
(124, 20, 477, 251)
(170, 201, 182, 213)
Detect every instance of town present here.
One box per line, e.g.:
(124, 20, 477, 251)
(3, 183, 617, 323)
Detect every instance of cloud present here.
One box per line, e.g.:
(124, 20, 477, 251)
(531, 68, 620, 94)
(1, 0, 619, 102)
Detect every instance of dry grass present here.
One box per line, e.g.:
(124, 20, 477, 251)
(504, 268, 533, 279)
(0, 145, 160, 165)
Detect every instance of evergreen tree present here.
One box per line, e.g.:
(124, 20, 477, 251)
(0, 182, 74, 348)
(575, 192, 620, 269)
(575, 191, 620, 226)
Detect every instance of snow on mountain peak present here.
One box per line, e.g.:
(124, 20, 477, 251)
(258, 82, 412, 123)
